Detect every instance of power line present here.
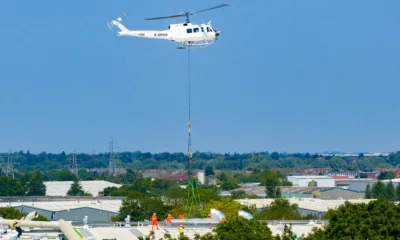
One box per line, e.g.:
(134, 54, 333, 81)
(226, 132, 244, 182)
(108, 140, 116, 176)
(70, 151, 79, 179)
(6, 149, 14, 179)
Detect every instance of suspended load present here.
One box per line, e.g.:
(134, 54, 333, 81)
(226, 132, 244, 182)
(210, 209, 225, 220)
(238, 210, 254, 220)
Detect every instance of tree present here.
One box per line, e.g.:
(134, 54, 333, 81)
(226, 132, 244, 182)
(220, 182, 239, 191)
(67, 178, 85, 196)
(378, 171, 396, 180)
(271, 152, 280, 160)
(385, 181, 396, 201)
(0, 207, 22, 219)
(274, 225, 297, 240)
(276, 187, 282, 198)
(364, 184, 372, 199)
(358, 173, 368, 178)
(120, 169, 138, 184)
(396, 183, 400, 201)
(218, 172, 228, 182)
(26, 170, 46, 196)
(116, 191, 170, 221)
(371, 181, 386, 199)
(257, 198, 302, 220)
(303, 200, 400, 239)
(212, 218, 274, 240)
(265, 173, 279, 198)
(0, 176, 24, 196)
(204, 165, 214, 176)
(32, 214, 50, 221)
(102, 186, 118, 196)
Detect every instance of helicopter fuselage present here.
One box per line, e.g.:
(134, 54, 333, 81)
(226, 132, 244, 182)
(117, 22, 220, 43)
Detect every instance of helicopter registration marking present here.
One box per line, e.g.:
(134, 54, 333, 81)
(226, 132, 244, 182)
(154, 33, 168, 37)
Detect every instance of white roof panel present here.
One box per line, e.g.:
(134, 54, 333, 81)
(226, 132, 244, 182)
(44, 181, 122, 197)
(236, 198, 374, 212)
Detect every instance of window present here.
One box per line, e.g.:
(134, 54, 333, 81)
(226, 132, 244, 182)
(186, 28, 193, 33)
(201, 27, 204, 32)
(207, 27, 212, 32)
(194, 28, 199, 33)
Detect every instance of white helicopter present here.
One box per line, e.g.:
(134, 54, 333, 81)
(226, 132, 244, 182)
(107, 3, 230, 49)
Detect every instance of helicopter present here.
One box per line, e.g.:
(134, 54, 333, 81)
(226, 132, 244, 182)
(107, 3, 230, 49)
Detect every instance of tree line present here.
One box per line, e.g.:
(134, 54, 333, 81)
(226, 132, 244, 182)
(365, 180, 400, 201)
(1, 151, 400, 174)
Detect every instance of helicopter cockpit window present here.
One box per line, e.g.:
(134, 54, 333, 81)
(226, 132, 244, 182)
(194, 28, 199, 33)
(186, 28, 193, 34)
(207, 27, 212, 32)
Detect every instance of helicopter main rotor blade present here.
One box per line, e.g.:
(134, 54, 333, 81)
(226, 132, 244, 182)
(191, 3, 231, 15)
(144, 3, 230, 21)
(145, 13, 186, 20)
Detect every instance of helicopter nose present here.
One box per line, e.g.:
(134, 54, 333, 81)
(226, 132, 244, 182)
(215, 30, 222, 37)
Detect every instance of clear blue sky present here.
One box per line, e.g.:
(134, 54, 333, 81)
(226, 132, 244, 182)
(0, 0, 399, 154)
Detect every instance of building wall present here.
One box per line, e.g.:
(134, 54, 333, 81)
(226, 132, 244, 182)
(347, 180, 377, 192)
(287, 178, 335, 187)
(281, 193, 304, 198)
(319, 188, 364, 200)
(13, 206, 117, 224)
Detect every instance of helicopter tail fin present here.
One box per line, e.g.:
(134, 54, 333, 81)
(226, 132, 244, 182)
(107, 13, 129, 33)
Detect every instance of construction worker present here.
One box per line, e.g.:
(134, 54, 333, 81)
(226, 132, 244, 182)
(179, 212, 184, 225)
(178, 224, 184, 236)
(207, 214, 212, 225)
(220, 217, 226, 223)
(165, 214, 173, 227)
(9, 220, 22, 237)
(151, 213, 159, 230)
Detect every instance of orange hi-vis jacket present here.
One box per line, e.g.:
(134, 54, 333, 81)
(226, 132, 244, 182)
(166, 215, 173, 223)
(152, 215, 158, 223)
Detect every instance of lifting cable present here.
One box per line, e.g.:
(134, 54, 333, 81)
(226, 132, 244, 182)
(188, 46, 192, 171)
(185, 45, 203, 218)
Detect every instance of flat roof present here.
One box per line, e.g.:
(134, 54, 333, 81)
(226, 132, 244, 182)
(0, 199, 122, 213)
(287, 176, 334, 179)
(236, 198, 374, 213)
(382, 178, 400, 183)
(44, 180, 122, 197)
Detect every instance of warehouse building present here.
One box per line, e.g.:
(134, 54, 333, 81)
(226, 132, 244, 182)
(346, 179, 377, 191)
(0, 199, 121, 224)
(236, 198, 374, 217)
(303, 188, 365, 200)
(44, 180, 121, 197)
(287, 176, 335, 187)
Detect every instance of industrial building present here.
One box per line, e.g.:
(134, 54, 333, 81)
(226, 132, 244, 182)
(287, 176, 335, 187)
(303, 188, 365, 200)
(236, 198, 374, 217)
(346, 179, 377, 191)
(44, 180, 122, 197)
(0, 199, 121, 224)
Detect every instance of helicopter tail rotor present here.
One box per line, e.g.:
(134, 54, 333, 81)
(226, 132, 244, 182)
(107, 13, 127, 30)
